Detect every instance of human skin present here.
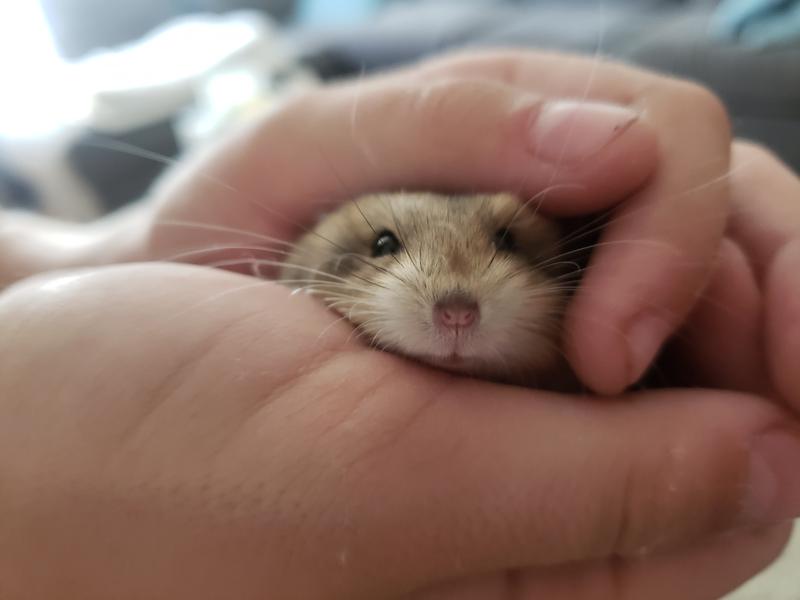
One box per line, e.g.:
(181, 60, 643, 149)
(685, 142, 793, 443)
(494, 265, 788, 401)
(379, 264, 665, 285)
(3, 50, 731, 395)
(0, 51, 799, 598)
(0, 261, 796, 600)
(675, 142, 800, 410)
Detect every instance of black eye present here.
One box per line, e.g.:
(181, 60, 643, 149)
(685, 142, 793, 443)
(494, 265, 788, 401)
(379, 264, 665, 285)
(493, 227, 516, 252)
(372, 229, 402, 257)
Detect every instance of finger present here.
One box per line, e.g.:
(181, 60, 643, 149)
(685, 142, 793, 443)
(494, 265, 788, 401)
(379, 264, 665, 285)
(417, 49, 732, 395)
(728, 141, 800, 275)
(411, 524, 792, 600)
(338, 383, 800, 596)
(3, 265, 800, 600)
(527, 524, 791, 600)
(727, 141, 800, 408)
(670, 238, 770, 394)
(0, 264, 371, 600)
(256, 77, 657, 227)
(767, 239, 800, 410)
(149, 75, 657, 262)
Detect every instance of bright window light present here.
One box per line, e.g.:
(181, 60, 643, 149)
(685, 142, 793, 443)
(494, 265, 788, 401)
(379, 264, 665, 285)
(0, 1, 90, 138)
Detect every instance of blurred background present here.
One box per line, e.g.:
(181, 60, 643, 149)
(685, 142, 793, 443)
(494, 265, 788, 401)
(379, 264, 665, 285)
(0, 0, 799, 221)
(0, 1, 798, 597)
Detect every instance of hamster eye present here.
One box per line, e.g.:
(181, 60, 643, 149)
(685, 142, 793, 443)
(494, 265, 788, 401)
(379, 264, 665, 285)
(493, 227, 516, 252)
(372, 230, 402, 257)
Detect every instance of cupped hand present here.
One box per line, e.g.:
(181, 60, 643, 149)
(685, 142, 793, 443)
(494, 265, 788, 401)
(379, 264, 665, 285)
(0, 264, 795, 600)
(70, 49, 727, 396)
(673, 141, 800, 410)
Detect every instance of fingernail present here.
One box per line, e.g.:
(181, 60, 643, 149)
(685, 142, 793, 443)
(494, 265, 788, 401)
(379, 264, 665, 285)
(743, 429, 800, 524)
(530, 100, 640, 164)
(626, 311, 672, 385)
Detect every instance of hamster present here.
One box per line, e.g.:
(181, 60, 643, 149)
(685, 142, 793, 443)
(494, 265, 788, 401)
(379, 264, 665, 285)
(280, 192, 581, 387)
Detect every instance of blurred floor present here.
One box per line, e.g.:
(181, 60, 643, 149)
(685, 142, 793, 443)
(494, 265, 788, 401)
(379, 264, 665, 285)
(726, 521, 800, 600)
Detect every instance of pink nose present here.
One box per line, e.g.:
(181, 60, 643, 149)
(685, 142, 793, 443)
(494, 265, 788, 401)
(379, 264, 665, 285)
(434, 297, 480, 331)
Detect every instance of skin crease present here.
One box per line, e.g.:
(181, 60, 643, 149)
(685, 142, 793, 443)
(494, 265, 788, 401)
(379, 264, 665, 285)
(0, 51, 800, 598)
(2, 50, 725, 396)
(0, 263, 795, 600)
(673, 142, 800, 410)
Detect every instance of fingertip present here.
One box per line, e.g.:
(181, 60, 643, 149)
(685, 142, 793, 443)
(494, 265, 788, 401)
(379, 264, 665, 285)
(529, 100, 640, 165)
(532, 110, 660, 215)
(564, 306, 629, 395)
(569, 115, 660, 212)
(767, 239, 800, 411)
(565, 292, 673, 396)
(625, 310, 674, 387)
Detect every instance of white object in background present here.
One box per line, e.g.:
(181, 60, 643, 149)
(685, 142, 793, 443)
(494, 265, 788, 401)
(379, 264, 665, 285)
(0, 0, 101, 219)
(1, 131, 102, 221)
(85, 10, 271, 134)
(0, 1, 92, 140)
(177, 30, 321, 150)
(0, 9, 292, 221)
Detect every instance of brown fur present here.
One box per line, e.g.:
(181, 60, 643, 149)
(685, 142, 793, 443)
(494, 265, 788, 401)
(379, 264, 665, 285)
(281, 192, 578, 387)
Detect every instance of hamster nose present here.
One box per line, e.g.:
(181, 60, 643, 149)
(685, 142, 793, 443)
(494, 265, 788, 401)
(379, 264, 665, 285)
(434, 295, 480, 331)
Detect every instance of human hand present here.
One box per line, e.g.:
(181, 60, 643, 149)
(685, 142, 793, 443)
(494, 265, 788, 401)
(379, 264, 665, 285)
(45, 49, 727, 396)
(672, 141, 800, 409)
(0, 263, 795, 600)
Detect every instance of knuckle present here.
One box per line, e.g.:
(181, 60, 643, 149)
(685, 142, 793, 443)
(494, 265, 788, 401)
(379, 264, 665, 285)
(415, 49, 493, 75)
(612, 434, 740, 555)
(408, 78, 538, 149)
(734, 139, 780, 165)
(410, 79, 493, 129)
(674, 80, 732, 140)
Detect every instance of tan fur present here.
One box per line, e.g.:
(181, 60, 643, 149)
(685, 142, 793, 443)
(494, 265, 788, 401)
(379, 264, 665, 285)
(281, 192, 576, 386)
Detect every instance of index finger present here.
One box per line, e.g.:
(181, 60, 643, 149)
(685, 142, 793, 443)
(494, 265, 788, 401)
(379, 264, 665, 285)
(728, 142, 800, 408)
(417, 50, 732, 394)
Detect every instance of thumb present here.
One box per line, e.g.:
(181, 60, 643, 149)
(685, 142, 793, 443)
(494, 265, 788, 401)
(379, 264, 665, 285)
(331, 380, 800, 596)
(149, 75, 657, 262)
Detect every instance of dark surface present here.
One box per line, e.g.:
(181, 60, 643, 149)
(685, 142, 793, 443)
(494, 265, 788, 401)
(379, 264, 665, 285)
(68, 121, 180, 213)
(0, 163, 39, 211)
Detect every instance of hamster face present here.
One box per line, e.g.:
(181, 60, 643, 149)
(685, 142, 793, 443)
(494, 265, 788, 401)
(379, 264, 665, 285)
(280, 192, 572, 383)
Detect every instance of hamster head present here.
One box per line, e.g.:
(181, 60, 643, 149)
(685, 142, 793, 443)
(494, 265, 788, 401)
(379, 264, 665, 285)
(281, 192, 573, 383)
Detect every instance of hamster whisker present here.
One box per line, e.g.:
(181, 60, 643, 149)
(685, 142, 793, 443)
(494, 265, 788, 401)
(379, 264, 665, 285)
(82, 136, 339, 246)
(484, 184, 586, 273)
(83, 137, 240, 193)
(87, 137, 334, 251)
(539, 28, 605, 213)
(163, 279, 278, 322)
(330, 252, 412, 286)
(165, 244, 305, 265)
(156, 221, 299, 248)
(386, 197, 423, 274)
(519, 183, 587, 221)
(315, 314, 353, 342)
(324, 297, 372, 311)
(285, 282, 375, 295)
(287, 269, 385, 290)
(534, 238, 686, 273)
(558, 162, 750, 250)
(208, 259, 351, 283)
